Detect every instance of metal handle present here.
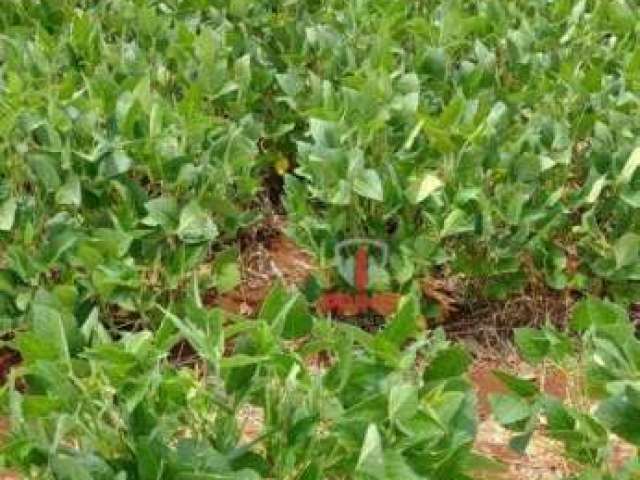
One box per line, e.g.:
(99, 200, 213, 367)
(334, 238, 388, 267)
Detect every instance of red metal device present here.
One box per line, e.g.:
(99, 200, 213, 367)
(316, 244, 400, 317)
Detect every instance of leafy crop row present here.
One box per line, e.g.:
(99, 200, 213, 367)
(3, 288, 486, 479)
(278, 0, 640, 298)
(3, 288, 639, 479)
(1, 1, 640, 479)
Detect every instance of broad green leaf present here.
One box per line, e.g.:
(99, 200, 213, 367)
(514, 328, 549, 364)
(423, 345, 472, 382)
(214, 260, 241, 294)
(493, 371, 539, 398)
(259, 285, 312, 339)
(116, 91, 135, 124)
(613, 233, 640, 269)
(149, 102, 162, 137)
(486, 101, 507, 128)
(585, 176, 606, 204)
(597, 394, 640, 446)
(51, 454, 93, 480)
(30, 303, 71, 365)
(158, 305, 222, 367)
(143, 196, 179, 230)
(80, 307, 110, 345)
(389, 383, 419, 422)
(259, 283, 291, 323)
(380, 294, 419, 346)
(570, 297, 628, 332)
(353, 168, 383, 201)
(356, 424, 384, 478)
(308, 118, 338, 147)
(280, 295, 313, 339)
(407, 173, 443, 204)
(0, 197, 17, 231)
(618, 147, 640, 184)
(382, 450, 421, 480)
(509, 431, 534, 454)
(276, 72, 302, 97)
(99, 150, 132, 178)
(220, 354, 270, 368)
(427, 390, 467, 426)
(28, 153, 61, 191)
(489, 394, 532, 427)
(56, 175, 82, 206)
(422, 118, 455, 153)
(441, 209, 474, 238)
(177, 201, 218, 244)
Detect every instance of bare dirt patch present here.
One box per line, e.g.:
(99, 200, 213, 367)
(205, 216, 315, 314)
(446, 285, 577, 344)
(471, 354, 574, 479)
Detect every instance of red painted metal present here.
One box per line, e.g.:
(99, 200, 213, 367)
(354, 246, 368, 291)
(316, 245, 400, 317)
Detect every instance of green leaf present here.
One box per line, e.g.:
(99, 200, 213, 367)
(308, 118, 338, 147)
(383, 450, 421, 480)
(585, 176, 606, 204)
(28, 153, 61, 191)
(570, 297, 628, 332)
(509, 431, 534, 454)
(380, 294, 419, 346)
(389, 383, 419, 422)
(143, 196, 179, 230)
(597, 392, 640, 446)
(353, 168, 383, 202)
(276, 72, 302, 97)
(0, 197, 17, 231)
(613, 233, 640, 269)
(423, 345, 472, 382)
(618, 147, 640, 184)
(489, 393, 532, 427)
(281, 295, 313, 339)
(486, 101, 507, 128)
(214, 260, 241, 294)
(30, 303, 71, 365)
(514, 328, 549, 364)
(441, 209, 474, 238)
(158, 304, 222, 367)
(51, 454, 93, 480)
(356, 424, 385, 479)
(407, 172, 443, 204)
(493, 370, 539, 398)
(80, 307, 110, 345)
(543, 397, 575, 433)
(422, 117, 455, 153)
(220, 354, 270, 368)
(56, 175, 82, 206)
(258, 285, 312, 339)
(177, 201, 218, 244)
(99, 150, 132, 178)
(259, 283, 291, 323)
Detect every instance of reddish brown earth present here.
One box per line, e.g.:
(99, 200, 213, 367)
(471, 355, 574, 479)
(206, 231, 315, 314)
